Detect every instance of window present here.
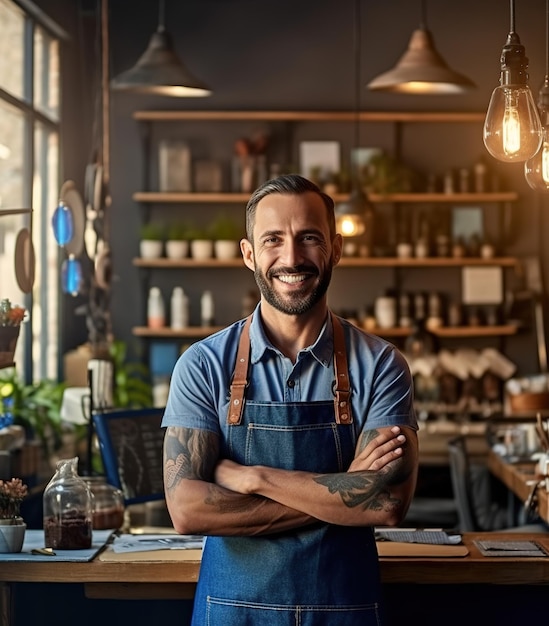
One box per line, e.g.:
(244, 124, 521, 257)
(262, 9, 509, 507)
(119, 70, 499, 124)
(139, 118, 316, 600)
(0, 0, 65, 381)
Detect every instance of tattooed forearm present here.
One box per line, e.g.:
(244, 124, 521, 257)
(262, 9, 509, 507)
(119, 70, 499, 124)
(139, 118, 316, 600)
(314, 472, 401, 511)
(164, 427, 218, 493)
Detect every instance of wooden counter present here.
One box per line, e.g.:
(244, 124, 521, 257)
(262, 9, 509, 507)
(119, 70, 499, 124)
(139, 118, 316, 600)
(1, 532, 549, 592)
(3, 532, 549, 626)
(486, 449, 549, 524)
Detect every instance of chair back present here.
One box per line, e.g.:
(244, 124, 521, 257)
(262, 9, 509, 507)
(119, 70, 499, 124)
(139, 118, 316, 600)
(93, 407, 166, 505)
(447, 436, 478, 532)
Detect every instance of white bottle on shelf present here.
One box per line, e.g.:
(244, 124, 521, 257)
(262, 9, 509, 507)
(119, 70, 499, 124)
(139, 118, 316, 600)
(201, 290, 215, 327)
(171, 286, 189, 329)
(147, 286, 165, 328)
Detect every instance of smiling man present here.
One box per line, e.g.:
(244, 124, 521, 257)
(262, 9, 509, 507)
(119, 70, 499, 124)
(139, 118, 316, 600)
(162, 174, 418, 625)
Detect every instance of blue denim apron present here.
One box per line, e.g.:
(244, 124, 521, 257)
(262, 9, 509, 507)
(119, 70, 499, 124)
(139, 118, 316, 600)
(191, 315, 383, 626)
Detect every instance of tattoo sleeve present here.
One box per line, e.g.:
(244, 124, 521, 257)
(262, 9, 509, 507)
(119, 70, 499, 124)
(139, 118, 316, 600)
(164, 427, 218, 494)
(314, 428, 413, 512)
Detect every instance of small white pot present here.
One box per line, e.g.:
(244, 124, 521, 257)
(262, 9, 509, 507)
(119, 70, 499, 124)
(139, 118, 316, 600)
(191, 239, 214, 260)
(0, 518, 26, 553)
(140, 239, 163, 259)
(165, 240, 189, 259)
(214, 240, 239, 260)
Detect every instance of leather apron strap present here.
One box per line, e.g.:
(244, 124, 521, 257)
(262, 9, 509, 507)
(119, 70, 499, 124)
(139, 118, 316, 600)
(331, 312, 353, 424)
(227, 312, 353, 425)
(227, 315, 253, 425)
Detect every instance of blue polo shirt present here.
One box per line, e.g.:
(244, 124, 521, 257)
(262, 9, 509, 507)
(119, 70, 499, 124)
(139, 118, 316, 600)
(162, 305, 417, 438)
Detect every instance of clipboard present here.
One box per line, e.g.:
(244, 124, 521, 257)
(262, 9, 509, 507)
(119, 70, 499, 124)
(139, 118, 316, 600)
(377, 542, 469, 557)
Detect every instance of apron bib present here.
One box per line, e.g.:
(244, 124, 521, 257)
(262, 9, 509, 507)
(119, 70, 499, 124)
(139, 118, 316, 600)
(191, 315, 383, 626)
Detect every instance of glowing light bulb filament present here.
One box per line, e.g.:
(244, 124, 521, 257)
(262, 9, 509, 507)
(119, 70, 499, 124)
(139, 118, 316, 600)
(542, 141, 549, 184)
(503, 100, 521, 156)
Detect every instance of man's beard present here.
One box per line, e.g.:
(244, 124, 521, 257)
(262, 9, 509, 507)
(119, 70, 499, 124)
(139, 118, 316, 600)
(254, 263, 332, 315)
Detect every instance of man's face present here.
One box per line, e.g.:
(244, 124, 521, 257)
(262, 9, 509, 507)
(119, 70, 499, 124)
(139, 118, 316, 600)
(241, 192, 342, 315)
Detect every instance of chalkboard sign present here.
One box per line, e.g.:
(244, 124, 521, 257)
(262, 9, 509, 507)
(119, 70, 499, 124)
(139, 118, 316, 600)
(93, 407, 166, 505)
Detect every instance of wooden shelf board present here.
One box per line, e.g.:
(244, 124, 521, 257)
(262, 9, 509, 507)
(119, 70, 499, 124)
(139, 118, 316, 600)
(131, 325, 519, 340)
(133, 191, 518, 204)
(132, 326, 225, 338)
(133, 257, 244, 268)
(0, 208, 32, 216)
(133, 110, 486, 124)
(133, 257, 517, 269)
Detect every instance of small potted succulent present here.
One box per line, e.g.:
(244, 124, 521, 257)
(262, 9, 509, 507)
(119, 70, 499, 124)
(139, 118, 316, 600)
(0, 299, 26, 367)
(0, 478, 28, 552)
(165, 222, 192, 259)
(188, 226, 214, 261)
(209, 213, 243, 260)
(139, 223, 165, 259)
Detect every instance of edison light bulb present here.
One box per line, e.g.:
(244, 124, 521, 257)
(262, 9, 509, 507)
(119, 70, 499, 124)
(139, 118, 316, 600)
(525, 131, 549, 191)
(483, 85, 542, 162)
(336, 214, 365, 237)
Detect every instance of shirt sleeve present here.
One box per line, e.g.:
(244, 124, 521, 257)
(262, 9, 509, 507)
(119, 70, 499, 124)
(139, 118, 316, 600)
(345, 322, 417, 433)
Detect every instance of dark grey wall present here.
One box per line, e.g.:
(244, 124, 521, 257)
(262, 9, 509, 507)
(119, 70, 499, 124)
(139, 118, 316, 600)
(39, 0, 549, 376)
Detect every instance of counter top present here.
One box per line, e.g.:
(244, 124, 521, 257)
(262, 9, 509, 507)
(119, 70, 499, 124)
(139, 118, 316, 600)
(1, 532, 549, 593)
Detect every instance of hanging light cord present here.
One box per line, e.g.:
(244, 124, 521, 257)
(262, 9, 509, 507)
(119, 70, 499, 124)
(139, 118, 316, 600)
(545, 0, 549, 80)
(509, 0, 516, 36)
(158, 0, 165, 30)
(419, 0, 427, 29)
(546, 0, 549, 78)
(353, 0, 361, 178)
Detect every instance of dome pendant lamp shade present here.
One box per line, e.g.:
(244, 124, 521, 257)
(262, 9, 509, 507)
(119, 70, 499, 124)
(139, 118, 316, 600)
(111, 1, 211, 97)
(368, 2, 475, 94)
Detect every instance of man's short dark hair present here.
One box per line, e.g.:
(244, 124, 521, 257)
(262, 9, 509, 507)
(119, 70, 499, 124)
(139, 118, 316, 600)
(245, 174, 336, 243)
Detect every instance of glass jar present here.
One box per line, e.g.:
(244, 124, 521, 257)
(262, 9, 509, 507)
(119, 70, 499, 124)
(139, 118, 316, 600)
(43, 457, 93, 550)
(84, 476, 125, 530)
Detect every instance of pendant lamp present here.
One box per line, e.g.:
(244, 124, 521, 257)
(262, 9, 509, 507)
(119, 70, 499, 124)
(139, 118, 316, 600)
(483, 0, 541, 163)
(367, 0, 475, 94)
(111, 0, 211, 97)
(525, 0, 549, 190)
(335, 0, 376, 241)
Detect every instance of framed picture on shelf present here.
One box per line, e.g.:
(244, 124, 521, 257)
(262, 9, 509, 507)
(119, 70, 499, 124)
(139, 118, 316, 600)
(299, 141, 340, 181)
(452, 206, 484, 241)
(159, 140, 191, 192)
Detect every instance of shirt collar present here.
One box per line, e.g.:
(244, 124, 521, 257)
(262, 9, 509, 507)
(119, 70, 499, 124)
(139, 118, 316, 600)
(249, 303, 333, 368)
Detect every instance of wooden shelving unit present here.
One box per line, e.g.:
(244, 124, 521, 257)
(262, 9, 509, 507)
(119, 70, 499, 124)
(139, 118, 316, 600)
(131, 109, 522, 358)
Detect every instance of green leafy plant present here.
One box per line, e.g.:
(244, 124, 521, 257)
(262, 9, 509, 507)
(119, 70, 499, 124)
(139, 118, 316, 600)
(140, 223, 165, 241)
(109, 339, 153, 408)
(166, 221, 193, 241)
(0, 369, 65, 455)
(209, 213, 243, 241)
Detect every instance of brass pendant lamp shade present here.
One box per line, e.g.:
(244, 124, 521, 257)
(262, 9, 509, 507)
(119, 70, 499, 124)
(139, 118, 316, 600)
(368, 3, 475, 94)
(111, 2, 211, 97)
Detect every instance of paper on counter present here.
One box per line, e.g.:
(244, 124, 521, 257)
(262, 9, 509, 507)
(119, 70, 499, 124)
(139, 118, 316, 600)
(112, 534, 204, 553)
(375, 528, 462, 545)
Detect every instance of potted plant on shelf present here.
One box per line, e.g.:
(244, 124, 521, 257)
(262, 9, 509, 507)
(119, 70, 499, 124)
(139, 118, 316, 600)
(139, 223, 165, 259)
(0, 478, 28, 552)
(165, 222, 191, 260)
(188, 226, 214, 261)
(209, 213, 243, 260)
(0, 299, 26, 368)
